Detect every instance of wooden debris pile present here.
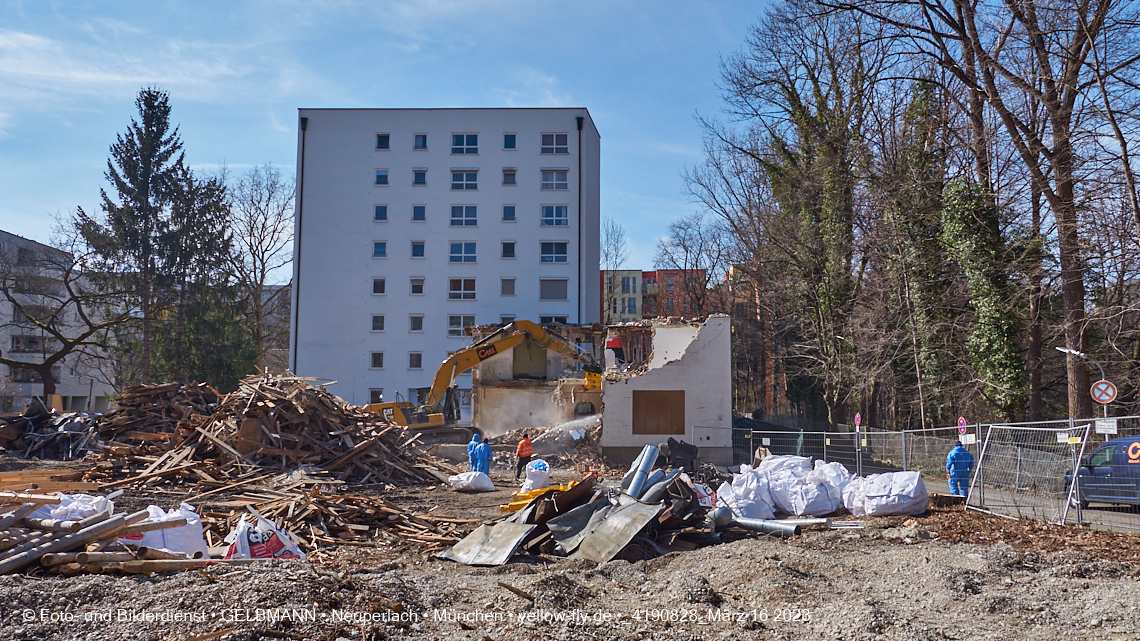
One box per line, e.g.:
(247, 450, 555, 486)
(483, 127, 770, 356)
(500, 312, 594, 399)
(83, 373, 460, 488)
(196, 474, 477, 554)
(0, 492, 212, 576)
(97, 382, 221, 453)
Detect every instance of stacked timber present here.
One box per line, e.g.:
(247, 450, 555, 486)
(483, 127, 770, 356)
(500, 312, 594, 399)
(0, 492, 206, 575)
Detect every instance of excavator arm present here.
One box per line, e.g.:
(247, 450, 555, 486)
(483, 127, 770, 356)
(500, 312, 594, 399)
(365, 320, 601, 427)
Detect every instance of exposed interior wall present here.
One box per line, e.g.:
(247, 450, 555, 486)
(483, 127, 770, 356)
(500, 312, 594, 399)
(601, 315, 733, 465)
(472, 383, 601, 436)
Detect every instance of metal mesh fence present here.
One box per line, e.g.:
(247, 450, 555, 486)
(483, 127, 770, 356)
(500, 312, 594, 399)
(966, 423, 1090, 526)
(747, 417, 1140, 532)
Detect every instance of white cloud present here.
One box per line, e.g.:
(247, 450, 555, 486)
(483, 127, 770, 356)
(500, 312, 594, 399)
(489, 68, 573, 107)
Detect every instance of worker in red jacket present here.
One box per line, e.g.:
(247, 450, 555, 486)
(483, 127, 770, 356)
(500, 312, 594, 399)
(515, 433, 533, 480)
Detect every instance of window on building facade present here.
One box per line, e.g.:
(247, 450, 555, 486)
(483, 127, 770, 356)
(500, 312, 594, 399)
(449, 278, 476, 300)
(413, 170, 427, 185)
(374, 205, 387, 221)
(372, 241, 387, 258)
(409, 315, 424, 332)
(412, 205, 426, 221)
(372, 278, 386, 294)
(371, 314, 385, 331)
(449, 242, 476, 263)
(541, 171, 568, 190)
(376, 134, 389, 149)
(448, 315, 475, 337)
(369, 389, 384, 404)
(539, 278, 568, 300)
(450, 205, 477, 226)
(502, 169, 516, 185)
(452, 134, 478, 154)
(540, 242, 567, 263)
(666, 298, 674, 314)
(501, 241, 516, 258)
(414, 134, 428, 149)
(370, 352, 384, 369)
(504, 133, 517, 150)
(451, 171, 478, 190)
(410, 241, 425, 258)
(541, 133, 568, 154)
(501, 278, 515, 296)
(410, 278, 424, 294)
(375, 170, 389, 185)
(500, 314, 515, 325)
(409, 352, 423, 369)
(666, 276, 675, 293)
(628, 297, 637, 314)
(541, 205, 568, 226)
(502, 205, 516, 221)
(540, 316, 568, 324)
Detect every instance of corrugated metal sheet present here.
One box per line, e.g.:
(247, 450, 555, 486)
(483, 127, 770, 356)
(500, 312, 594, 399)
(572, 500, 663, 563)
(436, 522, 537, 566)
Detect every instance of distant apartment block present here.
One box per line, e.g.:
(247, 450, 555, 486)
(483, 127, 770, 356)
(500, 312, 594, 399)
(0, 231, 114, 413)
(290, 108, 601, 412)
(602, 268, 709, 320)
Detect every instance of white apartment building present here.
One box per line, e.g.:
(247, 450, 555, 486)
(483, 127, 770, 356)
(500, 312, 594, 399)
(0, 231, 115, 413)
(289, 108, 601, 412)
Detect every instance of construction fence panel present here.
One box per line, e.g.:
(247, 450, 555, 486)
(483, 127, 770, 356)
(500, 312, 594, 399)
(966, 423, 1090, 526)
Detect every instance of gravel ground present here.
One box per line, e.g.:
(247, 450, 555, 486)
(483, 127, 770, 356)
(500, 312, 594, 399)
(1, 464, 1138, 640)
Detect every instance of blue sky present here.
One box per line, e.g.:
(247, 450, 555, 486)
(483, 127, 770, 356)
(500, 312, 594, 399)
(1, 0, 766, 275)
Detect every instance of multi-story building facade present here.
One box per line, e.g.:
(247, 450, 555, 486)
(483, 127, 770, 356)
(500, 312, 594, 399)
(640, 269, 708, 318)
(599, 269, 643, 323)
(0, 231, 114, 413)
(290, 108, 601, 412)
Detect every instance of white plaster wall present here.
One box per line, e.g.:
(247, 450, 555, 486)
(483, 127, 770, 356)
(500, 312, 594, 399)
(289, 108, 601, 407)
(601, 316, 733, 451)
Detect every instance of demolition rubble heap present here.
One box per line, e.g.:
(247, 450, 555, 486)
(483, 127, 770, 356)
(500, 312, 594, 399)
(83, 374, 459, 487)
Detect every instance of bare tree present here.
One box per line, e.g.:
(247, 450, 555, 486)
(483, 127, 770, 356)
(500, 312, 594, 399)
(655, 211, 733, 315)
(227, 164, 294, 368)
(600, 217, 629, 271)
(0, 228, 132, 397)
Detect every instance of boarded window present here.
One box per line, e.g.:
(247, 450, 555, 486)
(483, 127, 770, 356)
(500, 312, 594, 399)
(632, 390, 685, 435)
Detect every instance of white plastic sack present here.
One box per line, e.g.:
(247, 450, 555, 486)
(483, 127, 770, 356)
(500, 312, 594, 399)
(765, 469, 804, 515)
(811, 460, 855, 492)
(786, 475, 841, 516)
(520, 459, 551, 493)
(448, 471, 496, 492)
(29, 493, 114, 521)
(223, 514, 306, 560)
(754, 455, 812, 476)
(715, 479, 775, 520)
(118, 503, 209, 558)
(842, 478, 869, 516)
(860, 471, 928, 516)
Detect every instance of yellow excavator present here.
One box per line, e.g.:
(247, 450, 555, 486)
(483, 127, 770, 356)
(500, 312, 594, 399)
(364, 320, 602, 435)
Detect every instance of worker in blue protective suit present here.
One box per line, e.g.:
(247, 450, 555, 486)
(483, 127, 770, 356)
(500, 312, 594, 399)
(946, 443, 975, 496)
(475, 438, 493, 475)
(467, 433, 481, 472)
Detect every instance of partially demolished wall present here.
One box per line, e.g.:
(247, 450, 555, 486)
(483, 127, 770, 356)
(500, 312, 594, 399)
(601, 315, 733, 465)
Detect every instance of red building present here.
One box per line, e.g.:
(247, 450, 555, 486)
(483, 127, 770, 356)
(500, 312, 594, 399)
(641, 269, 707, 317)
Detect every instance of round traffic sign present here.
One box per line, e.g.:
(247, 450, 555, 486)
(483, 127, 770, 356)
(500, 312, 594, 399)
(854, 412, 861, 428)
(958, 416, 967, 434)
(1091, 380, 1118, 404)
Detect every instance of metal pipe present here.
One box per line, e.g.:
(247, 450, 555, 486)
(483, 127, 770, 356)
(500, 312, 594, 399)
(731, 517, 802, 537)
(625, 445, 659, 498)
(639, 469, 681, 503)
(636, 470, 666, 499)
(620, 448, 647, 490)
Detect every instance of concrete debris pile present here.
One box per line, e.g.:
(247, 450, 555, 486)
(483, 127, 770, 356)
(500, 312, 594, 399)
(80, 373, 460, 487)
(492, 416, 621, 475)
(0, 492, 212, 576)
(440, 445, 815, 567)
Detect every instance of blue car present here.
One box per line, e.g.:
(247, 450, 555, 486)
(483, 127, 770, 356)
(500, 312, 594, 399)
(1067, 436, 1140, 509)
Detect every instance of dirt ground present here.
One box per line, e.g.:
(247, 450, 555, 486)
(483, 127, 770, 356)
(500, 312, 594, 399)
(2, 458, 1139, 641)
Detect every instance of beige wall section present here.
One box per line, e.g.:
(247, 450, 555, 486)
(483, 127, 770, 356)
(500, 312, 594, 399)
(473, 383, 600, 436)
(601, 315, 733, 466)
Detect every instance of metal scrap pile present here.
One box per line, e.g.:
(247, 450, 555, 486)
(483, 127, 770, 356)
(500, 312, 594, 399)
(441, 444, 807, 567)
